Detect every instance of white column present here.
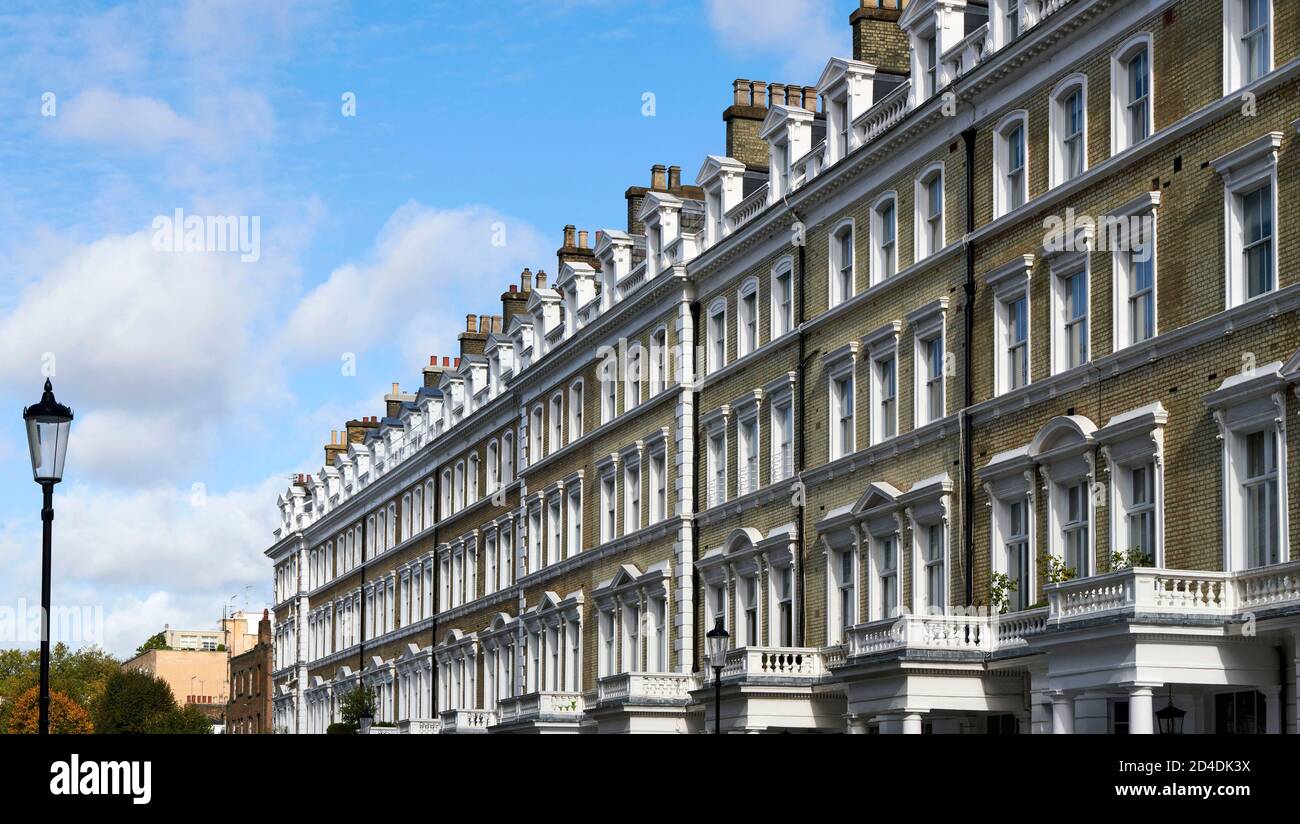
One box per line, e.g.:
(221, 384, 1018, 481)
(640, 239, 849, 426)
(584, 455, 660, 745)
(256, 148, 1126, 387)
(1050, 691, 1075, 734)
(1265, 685, 1282, 734)
(1128, 685, 1155, 735)
(874, 713, 904, 734)
(901, 712, 925, 734)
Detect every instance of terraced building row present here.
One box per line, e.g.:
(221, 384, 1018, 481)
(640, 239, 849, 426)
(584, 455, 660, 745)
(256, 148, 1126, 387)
(268, 0, 1300, 734)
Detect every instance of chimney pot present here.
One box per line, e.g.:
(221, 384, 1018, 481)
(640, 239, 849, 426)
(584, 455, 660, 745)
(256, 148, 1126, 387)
(535, 270, 547, 289)
(521, 268, 532, 291)
(479, 315, 491, 335)
(493, 315, 503, 333)
(751, 80, 768, 107)
(577, 229, 589, 248)
(803, 86, 818, 111)
(650, 164, 667, 191)
(391, 382, 399, 395)
(454, 357, 461, 368)
(668, 166, 681, 190)
(466, 314, 477, 332)
(509, 284, 517, 293)
(442, 356, 450, 367)
(563, 225, 576, 248)
(733, 78, 750, 106)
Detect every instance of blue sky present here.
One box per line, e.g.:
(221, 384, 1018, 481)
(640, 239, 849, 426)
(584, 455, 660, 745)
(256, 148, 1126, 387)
(0, 0, 858, 657)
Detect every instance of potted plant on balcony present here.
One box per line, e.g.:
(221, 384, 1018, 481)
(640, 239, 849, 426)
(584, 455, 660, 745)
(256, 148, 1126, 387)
(989, 573, 1018, 615)
(1110, 548, 1152, 570)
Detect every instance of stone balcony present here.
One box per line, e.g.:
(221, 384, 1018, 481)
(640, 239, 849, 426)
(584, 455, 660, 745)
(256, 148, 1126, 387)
(718, 646, 829, 683)
(838, 560, 1300, 665)
(397, 718, 440, 734)
(438, 708, 495, 733)
(1047, 559, 1300, 622)
(596, 672, 694, 705)
(495, 690, 584, 726)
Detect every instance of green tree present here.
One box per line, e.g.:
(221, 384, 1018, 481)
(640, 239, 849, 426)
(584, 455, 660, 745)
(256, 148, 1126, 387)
(142, 703, 213, 734)
(92, 669, 183, 734)
(0, 644, 119, 733)
(135, 632, 169, 656)
(338, 685, 376, 727)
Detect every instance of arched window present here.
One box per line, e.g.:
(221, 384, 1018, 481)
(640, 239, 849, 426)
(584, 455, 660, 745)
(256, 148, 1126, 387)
(994, 111, 1028, 217)
(1050, 76, 1087, 187)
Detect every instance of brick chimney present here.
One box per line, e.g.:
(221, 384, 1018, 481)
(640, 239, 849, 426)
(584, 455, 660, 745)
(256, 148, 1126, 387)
(423, 354, 447, 388)
(851, 0, 910, 77)
(345, 416, 380, 443)
(626, 164, 706, 235)
(558, 224, 599, 273)
(502, 278, 530, 327)
(385, 381, 415, 417)
(258, 609, 272, 645)
(724, 79, 774, 170)
(458, 314, 489, 358)
(324, 430, 345, 465)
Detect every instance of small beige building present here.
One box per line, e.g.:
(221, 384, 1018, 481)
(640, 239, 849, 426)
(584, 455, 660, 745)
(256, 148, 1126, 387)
(123, 647, 229, 707)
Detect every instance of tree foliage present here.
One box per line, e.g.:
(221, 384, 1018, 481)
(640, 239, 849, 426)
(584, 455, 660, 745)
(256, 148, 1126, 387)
(135, 632, 169, 655)
(7, 686, 93, 734)
(0, 644, 119, 733)
(92, 669, 209, 734)
(339, 686, 376, 726)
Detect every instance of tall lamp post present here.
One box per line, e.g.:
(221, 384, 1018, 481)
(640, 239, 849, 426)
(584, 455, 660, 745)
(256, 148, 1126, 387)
(23, 379, 73, 736)
(706, 617, 730, 735)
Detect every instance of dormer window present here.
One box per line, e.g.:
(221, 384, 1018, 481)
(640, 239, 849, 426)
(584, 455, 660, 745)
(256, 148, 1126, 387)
(923, 32, 938, 97)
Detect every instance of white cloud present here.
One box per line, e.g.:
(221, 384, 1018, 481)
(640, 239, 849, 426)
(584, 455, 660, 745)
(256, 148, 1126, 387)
(705, 0, 843, 79)
(47, 87, 276, 155)
(280, 203, 548, 370)
(0, 474, 280, 657)
(0, 228, 290, 484)
(51, 87, 195, 147)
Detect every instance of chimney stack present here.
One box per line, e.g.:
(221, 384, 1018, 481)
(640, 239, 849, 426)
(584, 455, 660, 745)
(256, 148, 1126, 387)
(851, 0, 909, 77)
(668, 166, 681, 190)
(502, 279, 530, 326)
(535, 270, 547, 290)
(520, 268, 532, 292)
(725, 79, 772, 170)
(650, 164, 668, 191)
(424, 354, 446, 388)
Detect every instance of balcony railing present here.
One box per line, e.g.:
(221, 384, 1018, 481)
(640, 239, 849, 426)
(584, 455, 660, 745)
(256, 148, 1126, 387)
(397, 718, 440, 734)
(496, 690, 585, 725)
(720, 647, 828, 681)
(438, 708, 495, 733)
(597, 672, 694, 704)
(1047, 560, 1300, 621)
(725, 183, 769, 233)
(941, 22, 990, 80)
(853, 79, 911, 146)
(843, 609, 1049, 658)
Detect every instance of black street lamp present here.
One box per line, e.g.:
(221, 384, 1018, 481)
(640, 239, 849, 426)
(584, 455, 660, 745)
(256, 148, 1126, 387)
(1155, 686, 1186, 735)
(23, 379, 73, 736)
(706, 617, 730, 735)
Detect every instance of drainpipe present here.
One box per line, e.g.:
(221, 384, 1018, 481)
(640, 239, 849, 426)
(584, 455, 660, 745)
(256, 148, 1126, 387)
(961, 126, 977, 607)
(682, 291, 701, 673)
(430, 467, 440, 719)
(785, 192, 809, 647)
